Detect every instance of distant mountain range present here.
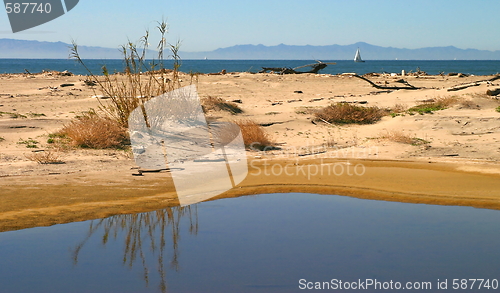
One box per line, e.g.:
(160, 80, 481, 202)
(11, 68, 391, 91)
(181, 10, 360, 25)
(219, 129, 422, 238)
(1, 39, 500, 60)
(0, 38, 123, 59)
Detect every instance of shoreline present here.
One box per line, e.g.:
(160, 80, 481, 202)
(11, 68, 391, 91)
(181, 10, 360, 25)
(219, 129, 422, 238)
(1, 157, 500, 232)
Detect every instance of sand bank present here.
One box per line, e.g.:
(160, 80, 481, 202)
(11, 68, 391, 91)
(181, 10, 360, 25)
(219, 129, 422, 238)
(1, 71, 500, 231)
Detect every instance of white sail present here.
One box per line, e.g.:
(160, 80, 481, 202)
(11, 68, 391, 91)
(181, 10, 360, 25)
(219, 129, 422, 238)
(354, 48, 364, 62)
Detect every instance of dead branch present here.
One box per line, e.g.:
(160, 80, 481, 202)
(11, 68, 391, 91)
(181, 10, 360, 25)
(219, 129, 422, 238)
(351, 74, 421, 90)
(447, 74, 500, 92)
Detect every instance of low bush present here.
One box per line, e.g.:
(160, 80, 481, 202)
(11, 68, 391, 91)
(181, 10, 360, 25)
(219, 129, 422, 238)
(57, 112, 129, 149)
(25, 151, 64, 164)
(202, 96, 243, 114)
(315, 103, 385, 125)
(380, 130, 430, 146)
(233, 119, 273, 150)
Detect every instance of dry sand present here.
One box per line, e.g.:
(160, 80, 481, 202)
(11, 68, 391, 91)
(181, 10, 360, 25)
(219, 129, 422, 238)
(1, 70, 500, 231)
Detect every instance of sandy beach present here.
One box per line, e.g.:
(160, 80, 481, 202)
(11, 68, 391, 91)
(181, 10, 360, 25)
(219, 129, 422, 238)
(1, 70, 500, 232)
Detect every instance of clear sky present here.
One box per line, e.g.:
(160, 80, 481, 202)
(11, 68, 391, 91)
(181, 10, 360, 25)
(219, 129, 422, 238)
(1, 0, 499, 52)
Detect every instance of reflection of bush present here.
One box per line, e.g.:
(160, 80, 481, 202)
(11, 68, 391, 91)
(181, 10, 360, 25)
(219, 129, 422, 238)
(72, 205, 198, 293)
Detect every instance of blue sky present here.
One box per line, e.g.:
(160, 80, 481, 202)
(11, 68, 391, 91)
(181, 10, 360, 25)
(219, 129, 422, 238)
(1, 0, 499, 52)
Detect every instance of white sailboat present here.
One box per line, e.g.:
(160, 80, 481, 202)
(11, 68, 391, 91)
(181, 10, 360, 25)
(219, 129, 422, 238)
(354, 48, 365, 62)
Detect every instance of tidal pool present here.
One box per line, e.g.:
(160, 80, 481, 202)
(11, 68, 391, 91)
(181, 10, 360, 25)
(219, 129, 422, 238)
(1, 193, 500, 293)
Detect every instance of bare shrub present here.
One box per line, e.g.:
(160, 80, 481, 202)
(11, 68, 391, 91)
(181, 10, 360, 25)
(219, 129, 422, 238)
(458, 99, 480, 109)
(233, 119, 273, 150)
(70, 20, 183, 128)
(380, 130, 429, 146)
(65, 20, 188, 150)
(58, 112, 128, 149)
(391, 103, 407, 113)
(315, 103, 386, 125)
(26, 151, 64, 164)
(202, 96, 243, 114)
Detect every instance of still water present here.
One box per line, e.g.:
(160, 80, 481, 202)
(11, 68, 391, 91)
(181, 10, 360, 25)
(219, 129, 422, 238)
(1, 193, 500, 292)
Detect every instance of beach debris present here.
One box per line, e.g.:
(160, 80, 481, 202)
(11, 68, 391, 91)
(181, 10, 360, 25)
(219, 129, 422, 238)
(350, 74, 421, 90)
(260, 61, 335, 74)
(91, 95, 111, 99)
(417, 98, 436, 103)
(486, 88, 500, 96)
(207, 69, 227, 75)
(230, 99, 243, 103)
(294, 90, 303, 93)
(60, 83, 75, 87)
(309, 98, 324, 102)
(447, 75, 500, 92)
(59, 70, 73, 76)
(131, 169, 143, 176)
(447, 72, 469, 77)
(340, 100, 368, 104)
(267, 99, 283, 106)
(259, 121, 285, 127)
(83, 79, 96, 86)
(287, 99, 302, 103)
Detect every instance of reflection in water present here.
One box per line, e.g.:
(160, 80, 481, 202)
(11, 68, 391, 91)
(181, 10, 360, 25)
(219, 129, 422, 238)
(72, 205, 198, 293)
(3, 193, 500, 293)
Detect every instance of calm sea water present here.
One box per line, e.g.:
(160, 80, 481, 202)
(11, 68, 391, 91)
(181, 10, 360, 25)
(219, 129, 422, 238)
(1, 193, 500, 293)
(1, 59, 499, 76)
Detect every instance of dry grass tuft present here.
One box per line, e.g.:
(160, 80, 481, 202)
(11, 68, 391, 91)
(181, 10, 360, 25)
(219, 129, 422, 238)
(391, 103, 408, 113)
(458, 99, 480, 109)
(202, 96, 243, 114)
(58, 112, 129, 149)
(408, 96, 459, 114)
(26, 151, 64, 164)
(233, 119, 273, 150)
(315, 103, 386, 125)
(380, 130, 429, 146)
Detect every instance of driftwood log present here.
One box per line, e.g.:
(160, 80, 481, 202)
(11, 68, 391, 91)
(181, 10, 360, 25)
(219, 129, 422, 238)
(260, 63, 328, 74)
(447, 74, 500, 92)
(351, 74, 421, 90)
(486, 88, 500, 96)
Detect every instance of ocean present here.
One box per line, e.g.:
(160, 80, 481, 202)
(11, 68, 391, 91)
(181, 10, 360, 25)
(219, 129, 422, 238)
(0, 59, 499, 76)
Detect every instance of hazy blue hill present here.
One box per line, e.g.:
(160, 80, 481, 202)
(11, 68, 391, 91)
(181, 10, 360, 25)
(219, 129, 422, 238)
(0, 38, 123, 59)
(1, 38, 499, 60)
(182, 42, 500, 60)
